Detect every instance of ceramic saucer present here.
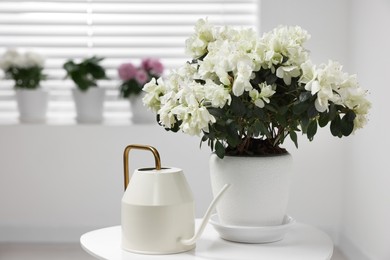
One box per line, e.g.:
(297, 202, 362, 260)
(209, 214, 295, 243)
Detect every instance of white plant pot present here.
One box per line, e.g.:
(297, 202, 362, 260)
(129, 94, 156, 124)
(209, 153, 293, 227)
(72, 88, 105, 123)
(15, 88, 49, 123)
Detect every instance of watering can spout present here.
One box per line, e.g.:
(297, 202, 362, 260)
(180, 183, 230, 246)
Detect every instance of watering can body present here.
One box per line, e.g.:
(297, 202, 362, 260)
(121, 167, 196, 254)
(120, 145, 229, 255)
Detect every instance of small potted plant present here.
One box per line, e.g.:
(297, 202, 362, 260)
(0, 49, 48, 123)
(63, 56, 107, 123)
(118, 58, 164, 123)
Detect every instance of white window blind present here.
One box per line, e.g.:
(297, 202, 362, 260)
(0, 0, 259, 124)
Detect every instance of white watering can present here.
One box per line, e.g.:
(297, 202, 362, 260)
(121, 144, 229, 254)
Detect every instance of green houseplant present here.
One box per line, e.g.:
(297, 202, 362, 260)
(0, 49, 48, 122)
(142, 19, 371, 232)
(63, 56, 108, 123)
(63, 56, 107, 91)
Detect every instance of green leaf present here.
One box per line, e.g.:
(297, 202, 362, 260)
(265, 74, 278, 85)
(207, 127, 215, 140)
(329, 103, 337, 121)
(225, 123, 239, 147)
(340, 114, 354, 136)
(200, 135, 208, 149)
(318, 112, 329, 127)
(289, 130, 298, 148)
(215, 141, 225, 159)
(208, 107, 224, 118)
(63, 61, 77, 75)
(300, 115, 310, 133)
(307, 120, 318, 141)
(330, 114, 341, 137)
(307, 104, 318, 118)
(275, 113, 287, 127)
(345, 110, 356, 122)
(88, 56, 104, 63)
(279, 105, 289, 115)
(71, 73, 90, 91)
(264, 104, 278, 113)
(253, 107, 266, 120)
(299, 92, 312, 102)
(230, 95, 246, 116)
(293, 102, 309, 115)
(88, 63, 107, 79)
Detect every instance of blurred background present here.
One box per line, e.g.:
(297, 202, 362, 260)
(0, 0, 389, 259)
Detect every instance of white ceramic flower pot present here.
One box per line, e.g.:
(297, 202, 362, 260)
(209, 153, 293, 227)
(72, 88, 105, 123)
(129, 94, 156, 124)
(15, 88, 49, 123)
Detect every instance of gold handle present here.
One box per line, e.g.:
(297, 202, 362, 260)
(123, 144, 161, 191)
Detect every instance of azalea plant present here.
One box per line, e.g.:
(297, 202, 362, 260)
(63, 56, 107, 91)
(0, 49, 46, 89)
(143, 19, 371, 158)
(118, 58, 164, 98)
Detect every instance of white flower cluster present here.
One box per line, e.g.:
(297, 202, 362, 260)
(0, 49, 45, 70)
(143, 62, 220, 135)
(143, 19, 370, 135)
(299, 60, 371, 129)
(257, 26, 310, 85)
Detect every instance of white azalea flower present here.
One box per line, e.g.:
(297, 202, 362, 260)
(204, 79, 231, 108)
(353, 114, 369, 130)
(232, 58, 255, 96)
(158, 99, 177, 128)
(174, 105, 216, 136)
(299, 60, 320, 94)
(185, 19, 215, 58)
(258, 25, 310, 71)
(249, 83, 275, 108)
(345, 88, 371, 115)
(232, 75, 252, 96)
(276, 65, 300, 85)
(143, 77, 167, 112)
(314, 91, 330, 112)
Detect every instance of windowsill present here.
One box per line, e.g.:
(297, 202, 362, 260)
(0, 118, 134, 126)
(0, 115, 156, 126)
(0, 111, 153, 126)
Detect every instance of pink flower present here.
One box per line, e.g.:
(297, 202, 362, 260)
(135, 69, 148, 85)
(118, 63, 137, 81)
(141, 58, 164, 76)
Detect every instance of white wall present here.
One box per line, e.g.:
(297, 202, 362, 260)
(339, 1, 390, 259)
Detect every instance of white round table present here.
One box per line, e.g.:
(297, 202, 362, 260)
(80, 221, 333, 260)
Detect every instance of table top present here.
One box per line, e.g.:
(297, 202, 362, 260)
(80, 221, 333, 260)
